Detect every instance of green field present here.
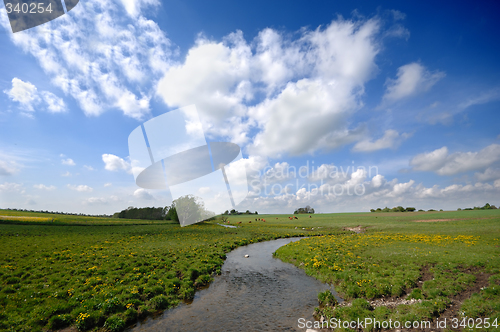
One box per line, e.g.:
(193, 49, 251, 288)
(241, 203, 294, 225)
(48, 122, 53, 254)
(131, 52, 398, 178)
(0, 209, 499, 331)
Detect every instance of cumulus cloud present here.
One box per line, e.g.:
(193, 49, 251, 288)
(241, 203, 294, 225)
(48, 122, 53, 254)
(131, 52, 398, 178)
(3, 78, 66, 114)
(410, 144, 500, 176)
(104, 182, 112, 187)
(239, 166, 500, 213)
(83, 197, 109, 205)
(33, 184, 56, 190)
(157, 17, 381, 157)
(61, 158, 76, 166)
(0, 182, 25, 193)
(352, 129, 410, 152)
(133, 188, 154, 200)
(475, 168, 500, 182)
(382, 62, 445, 103)
(102, 154, 131, 173)
(0, 0, 173, 120)
(118, 0, 159, 17)
(3, 78, 38, 111)
(67, 184, 93, 192)
(0, 160, 20, 176)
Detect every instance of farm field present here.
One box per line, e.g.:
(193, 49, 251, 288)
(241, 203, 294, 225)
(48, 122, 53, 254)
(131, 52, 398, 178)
(0, 209, 499, 331)
(275, 209, 500, 331)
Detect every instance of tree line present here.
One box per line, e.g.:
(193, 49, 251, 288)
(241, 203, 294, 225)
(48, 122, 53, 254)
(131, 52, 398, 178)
(294, 205, 315, 214)
(458, 203, 497, 210)
(371, 202, 498, 212)
(1, 208, 112, 217)
(222, 209, 258, 215)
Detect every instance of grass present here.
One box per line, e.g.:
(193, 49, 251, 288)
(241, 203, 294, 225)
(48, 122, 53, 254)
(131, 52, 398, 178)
(274, 210, 500, 331)
(0, 209, 499, 331)
(0, 210, 344, 331)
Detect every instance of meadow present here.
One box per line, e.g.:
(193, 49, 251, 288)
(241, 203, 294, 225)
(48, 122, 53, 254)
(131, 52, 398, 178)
(0, 210, 344, 332)
(275, 209, 500, 331)
(0, 209, 499, 331)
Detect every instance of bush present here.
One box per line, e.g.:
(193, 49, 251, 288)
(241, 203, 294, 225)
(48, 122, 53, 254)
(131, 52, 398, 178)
(47, 314, 72, 329)
(195, 274, 212, 286)
(104, 315, 126, 332)
(318, 290, 338, 306)
(408, 288, 423, 300)
(123, 307, 138, 324)
(103, 297, 124, 314)
(75, 312, 96, 331)
(150, 295, 169, 310)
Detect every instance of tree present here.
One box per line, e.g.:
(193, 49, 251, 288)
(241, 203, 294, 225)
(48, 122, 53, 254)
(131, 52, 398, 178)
(405, 207, 416, 212)
(165, 205, 178, 222)
(294, 205, 315, 214)
(173, 195, 214, 226)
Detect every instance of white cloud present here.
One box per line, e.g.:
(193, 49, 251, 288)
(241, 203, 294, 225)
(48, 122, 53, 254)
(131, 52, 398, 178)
(383, 62, 445, 103)
(475, 168, 500, 182)
(0, 160, 20, 176)
(198, 187, 211, 195)
(0, 182, 25, 193)
(390, 10, 406, 21)
(133, 188, 154, 200)
(62, 158, 76, 166)
(157, 18, 381, 157)
(1, 0, 173, 120)
(409, 146, 448, 172)
(118, 0, 159, 17)
(3, 78, 66, 114)
(102, 154, 131, 173)
(410, 144, 500, 176)
(352, 129, 409, 152)
(104, 182, 112, 187)
(67, 184, 93, 192)
(83, 165, 94, 171)
(33, 184, 56, 191)
(3, 78, 39, 111)
(371, 174, 385, 188)
(458, 87, 500, 110)
(61, 171, 72, 177)
(40, 91, 66, 113)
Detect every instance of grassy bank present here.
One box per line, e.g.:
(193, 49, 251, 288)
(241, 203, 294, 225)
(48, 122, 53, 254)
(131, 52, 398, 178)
(275, 210, 500, 331)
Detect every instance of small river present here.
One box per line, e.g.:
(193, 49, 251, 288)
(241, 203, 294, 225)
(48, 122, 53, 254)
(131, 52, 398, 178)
(128, 237, 340, 332)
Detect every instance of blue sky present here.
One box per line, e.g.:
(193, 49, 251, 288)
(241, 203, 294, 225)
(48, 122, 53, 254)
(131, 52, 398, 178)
(1, 0, 499, 214)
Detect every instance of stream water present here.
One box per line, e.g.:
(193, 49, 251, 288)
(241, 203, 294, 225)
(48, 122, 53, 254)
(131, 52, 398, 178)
(127, 237, 340, 332)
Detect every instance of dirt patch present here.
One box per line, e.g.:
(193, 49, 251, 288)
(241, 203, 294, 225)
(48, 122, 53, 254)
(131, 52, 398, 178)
(413, 218, 459, 222)
(312, 266, 491, 332)
(413, 217, 496, 223)
(343, 225, 365, 233)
